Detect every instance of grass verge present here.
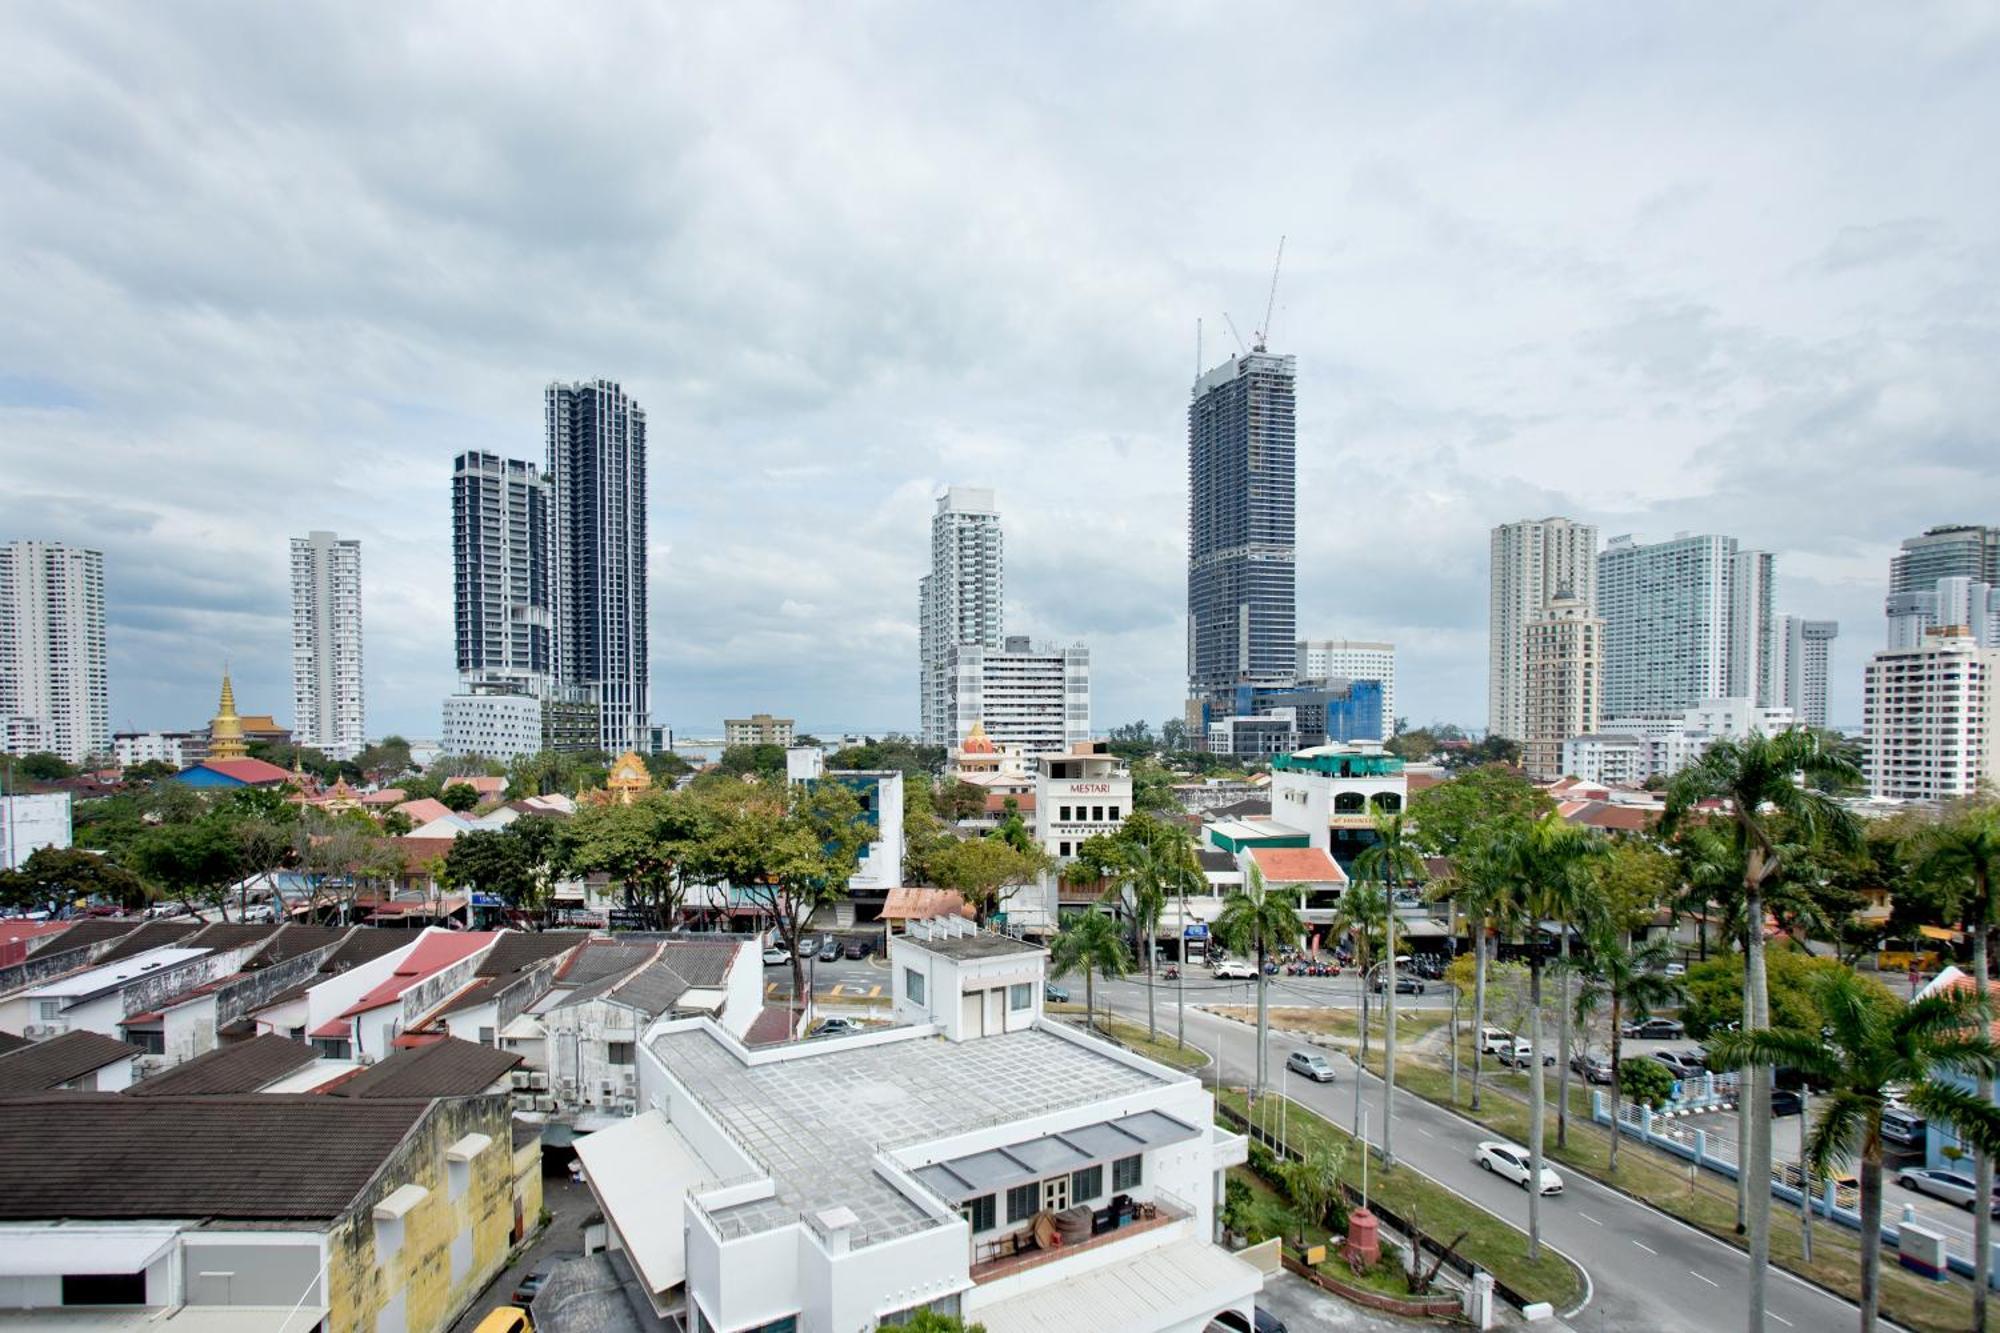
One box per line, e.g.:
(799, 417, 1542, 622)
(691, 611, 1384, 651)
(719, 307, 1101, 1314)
(1209, 1004, 1451, 1045)
(1229, 1167, 1419, 1299)
(1358, 1037, 1975, 1333)
(1215, 1086, 1584, 1312)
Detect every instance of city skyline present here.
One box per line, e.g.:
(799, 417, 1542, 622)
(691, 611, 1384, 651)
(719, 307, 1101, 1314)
(2, 8, 1996, 741)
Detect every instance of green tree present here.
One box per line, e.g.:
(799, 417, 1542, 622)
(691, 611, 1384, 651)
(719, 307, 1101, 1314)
(1334, 880, 1390, 1137)
(716, 743, 788, 780)
(1127, 757, 1181, 816)
(1048, 907, 1130, 1035)
(1437, 832, 1524, 1112)
(1617, 1055, 1675, 1111)
(132, 816, 244, 920)
(122, 759, 179, 783)
(1711, 970, 2000, 1333)
(899, 1312, 987, 1333)
(11, 752, 75, 782)
(439, 781, 481, 812)
(1355, 812, 1427, 1167)
(1912, 799, 2000, 1326)
(934, 779, 989, 823)
(0, 846, 151, 912)
(1279, 1138, 1350, 1247)
(1666, 729, 1860, 1326)
(353, 736, 414, 781)
(926, 837, 1051, 922)
(1408, 765, 1554, 857)
(441, 829, 536, 909)
(1574, 931, 1683, 1172)
(564, 790, 712, 930)
(1216, 863, 1302, 1098)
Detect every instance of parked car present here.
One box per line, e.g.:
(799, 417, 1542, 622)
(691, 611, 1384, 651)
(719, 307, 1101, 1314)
(1478, 1027, 1515, 1055)
(1570, 1049, 1613, 1084)
(1621, 1016, 1685, 1039)
(1286, 1050, 1337, 1083)
(1769, 1088, 1803, 1117)
(1474, 1140, 1564, 1194)
(761, 947, 791, 966)
(1881, 1106, 1928, 1148)
(796, 935, 817, 955)
(1207, 1306, 1286, 1333)
(473, 1310, 530, 1333)
(510, 1268, 553, 1303)
(1044, 982, 1070, 1004)
(844, 938, 870, 959)
(818, 937, 841, 962)
(1663, 962, 1687, 978)
(1499, 1038, 1555, 1068)
(1897, 1167, 1998, 1211)
(813, 1017, 860, 1037)
(1212, 959, 1257, 980)
(1371, 975, 1426, 994)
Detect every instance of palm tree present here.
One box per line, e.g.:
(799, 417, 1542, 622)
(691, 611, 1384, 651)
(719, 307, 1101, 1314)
(1492, 812, 1605, 1261)
(1116, 834, 1172, 1043)
(1157, 832, 1206, 1051)
(1574, 930, 1683, 1173)
(1334, 881, 1390, 1139)
(1215, 863, 1302, 1099)
(1355, 813, 1428, 1168)
(1049, 907, 1131, 1036)
(1914, 801, 2000, 1329)
(1665, 731, 1860, 1333)
(1710, 969, 2000, 1333)
(1444, 835, 1521, 1113)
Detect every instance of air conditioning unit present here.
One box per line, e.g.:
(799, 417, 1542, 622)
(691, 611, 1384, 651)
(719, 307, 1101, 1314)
(617, 1099, 635, 1116)
(535, 1096, 557, 1112)
(510, 1071, 531, 1089)
(621, 1072, 636, 1090)
(529, 1072, 549, 1090)
(23, 1025, 49, 1039)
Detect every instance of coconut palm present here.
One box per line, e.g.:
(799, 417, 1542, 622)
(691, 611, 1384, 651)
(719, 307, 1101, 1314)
(1665, 731, 1860, 1333)
(1492, 811, 1605, 1260)
(1355, 812, 1428, 1168)
(1914, 800, 2000, 1328)
(1573, 930, 1683, 1173)
(1443, 835, 1523, 1113)
(1709, 969, 2000, 1333)
(1215, 862, 1302, 1099)
(1334, 880, 1391, 1139)
(1049, 907, 1131, 1036)
(1116, 832, 1173, 1042)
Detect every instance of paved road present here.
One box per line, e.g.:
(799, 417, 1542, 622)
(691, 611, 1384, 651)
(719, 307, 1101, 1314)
(1080, 975, 1879, 1333)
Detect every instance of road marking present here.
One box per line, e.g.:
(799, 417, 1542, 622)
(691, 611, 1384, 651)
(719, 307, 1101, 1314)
(1416, 1126, 1433, 1137)
(1577, 1211, 1602, 1226)
(867, 985, 881, 998)
(1690, 1271, 1719, 1288)
(1631, 1240, 1656, 1255)
(1769, 1315, 1793, 1328)
(830, 984, 845, 997)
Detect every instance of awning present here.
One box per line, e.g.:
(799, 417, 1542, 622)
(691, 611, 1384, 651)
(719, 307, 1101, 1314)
(912, 1111, 1199, 1205)
(1920, 925, 1965, 943)
(575, 1109, 719, 1297)
(0, 1225, 179, 1276)
(1396, 918, 1450, 939)
(968, 1234, 1262, 1333)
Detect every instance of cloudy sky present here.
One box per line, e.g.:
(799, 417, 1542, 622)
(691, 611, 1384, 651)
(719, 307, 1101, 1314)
(3, 4, 1997, 742)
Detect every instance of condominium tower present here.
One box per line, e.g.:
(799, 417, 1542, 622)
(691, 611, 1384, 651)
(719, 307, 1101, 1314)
(1297, 639, 1396, 735)
(547, 380, 649, 754)
(1489, 518, 1598, 742)
(1187, 350, 1297, 734)
(451, 451, 554, 694)
(918, 487, 1004, 747)
(1886, 524, 2000, 648)
(937, 637, 1090, 756)
(0, 541, 108, 765)
(1768, 616, 1838, 730)
(289, 530, 365, 760)
(1522, 591, 1602, 779)
(1597, 533, 1775, 717)
(1863, 628, 2000, 801)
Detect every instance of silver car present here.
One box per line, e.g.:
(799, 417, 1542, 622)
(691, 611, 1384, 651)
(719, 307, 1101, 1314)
(1897, 1167, 1998, 1213)
(1286, 1050, 1336, 1083)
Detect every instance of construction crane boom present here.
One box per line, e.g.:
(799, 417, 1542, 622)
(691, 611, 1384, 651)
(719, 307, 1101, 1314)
(1255, 235, 1286, 352)
(1221, 312, 1248, 357)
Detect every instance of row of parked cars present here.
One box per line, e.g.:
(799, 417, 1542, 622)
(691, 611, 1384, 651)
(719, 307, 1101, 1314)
(762, 934, 880, 966)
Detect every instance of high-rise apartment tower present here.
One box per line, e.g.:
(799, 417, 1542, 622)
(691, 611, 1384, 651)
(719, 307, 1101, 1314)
(289, 531, 365, 760)
(1489, 518, 1598, 742)
(918, 487, 1004, 747)
(452, 451, 555, 694)
(1597, 533, 1775, 717)
(547, 380, 649, 754)
(0, 541, 108, 765)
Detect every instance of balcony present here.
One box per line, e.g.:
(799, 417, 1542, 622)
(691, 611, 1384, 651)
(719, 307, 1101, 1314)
(970, 1189, 1190, 1284)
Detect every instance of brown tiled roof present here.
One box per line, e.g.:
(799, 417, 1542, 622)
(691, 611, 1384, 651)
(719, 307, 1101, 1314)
(556, 940, 658, 986)
(1209, 797, 1273, 820)
(92, 920, 202, 964)
(603, 958, 698, 1018)
(0, 1093, 429, 1220)
(743, 1006, 797, 1046)
(324, 1037, 520, 1099)
(477, 930, 588, 977)
(0, 1031, 31, 1057)
(125, 1034, 316, 1097)
(0, 1031, 143, 1094)
(654, 939, 738, 988)
(245, 923, 351, 968)
(184, 922, 283, 952)
(1247, 847, 1348, 884)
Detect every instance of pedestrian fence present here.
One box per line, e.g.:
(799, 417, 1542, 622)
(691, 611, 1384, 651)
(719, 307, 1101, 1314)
(1593, 1089, 1999, 1289)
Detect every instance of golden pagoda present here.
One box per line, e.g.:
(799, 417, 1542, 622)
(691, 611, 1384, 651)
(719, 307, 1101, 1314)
(603, 751, 654, 806)
(208, 672, 249, 761)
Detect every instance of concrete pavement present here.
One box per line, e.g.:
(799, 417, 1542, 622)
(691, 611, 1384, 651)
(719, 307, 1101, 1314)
(1078, 974, 1884, 1333)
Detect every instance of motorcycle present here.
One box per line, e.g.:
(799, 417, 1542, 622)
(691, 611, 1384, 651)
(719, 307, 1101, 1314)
(1163, 964, 1180, 980)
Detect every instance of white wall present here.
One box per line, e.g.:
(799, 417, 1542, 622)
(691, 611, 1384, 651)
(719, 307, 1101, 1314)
(302, 935, 423, 1038)
(0, 793, 71, 871)
(717, 945, 762, 1041)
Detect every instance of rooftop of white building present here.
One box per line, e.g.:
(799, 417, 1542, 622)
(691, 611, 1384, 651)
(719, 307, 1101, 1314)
(22, 946, 210, 1002)
(649, 1023, 1180, 1250)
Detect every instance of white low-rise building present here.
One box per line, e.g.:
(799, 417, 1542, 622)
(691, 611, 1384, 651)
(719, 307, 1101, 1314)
(1268, 742, 1407, 862)
(1586, 696, 1800, 783)
(576, 915, 1257, 1333)
(112, 730, 198, 769)
(0, 791, 70, 871)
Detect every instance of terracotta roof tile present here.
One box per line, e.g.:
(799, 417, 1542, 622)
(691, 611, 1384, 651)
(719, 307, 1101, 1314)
(0, 1031, 142, 1094)
(125, 1033, 316, 1096)
(323, 1037, 519, 1098)
(1247, 847, 1348, 884)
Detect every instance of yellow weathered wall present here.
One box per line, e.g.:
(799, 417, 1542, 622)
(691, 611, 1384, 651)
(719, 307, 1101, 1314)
(512, 1129, 544, 1243)
(324, 1094, 517, 1333)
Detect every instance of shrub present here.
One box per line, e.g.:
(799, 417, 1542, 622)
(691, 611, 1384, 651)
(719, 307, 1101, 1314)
(1618, 1055, 1676, 1110)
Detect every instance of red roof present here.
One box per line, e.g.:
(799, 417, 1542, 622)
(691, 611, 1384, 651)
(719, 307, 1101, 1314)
(393, 798, 454, 826)
(196, 758, 295, 786)
(0, 921, 72, 967)
(1248, 847, 1348, 884)
(333, 930, 497, 1020)
(744, 1005, 798, 1046)
(360, 788, 406, 806)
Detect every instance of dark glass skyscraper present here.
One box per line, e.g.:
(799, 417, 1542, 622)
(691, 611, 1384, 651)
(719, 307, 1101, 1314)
(546, 379, 649, 754)
(1186, 350, 1298, 738)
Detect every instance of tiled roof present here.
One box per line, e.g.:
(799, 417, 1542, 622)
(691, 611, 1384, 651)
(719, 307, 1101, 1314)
(1197, 849, 1240, 873)
(1562, 801, 1658, 832)
(477, 930, 588, 977)
(12, 918, 132, 958)
(335, 931, 496, 1018)
(360, 787, 407, 805)
(324, 1037, 520, 1099)
(0, 1093, 429, 1220)
(125, 1034, 316, 1096)
(655, 939, 740, 988)
(92, 920, 201, 964)
(184, 922, 283, 952)
(391, 835, 461, 869)
(245, 923, 351, 968)
(392, 798, 453, 826)
(743, 1006, 797, 1046)
(193, 757, 296, 785)
(0, 1031, 31, 1056)
(556, 940, 659, 986)
(1247, 847, 1348, 884)
(1209, 797, 1272, 820)
(0, 1031, 142, 1094)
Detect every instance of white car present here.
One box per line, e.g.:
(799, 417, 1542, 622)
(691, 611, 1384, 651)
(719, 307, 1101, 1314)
(1478, 1027, 1514, 1054)
(1212, 959, 1256, 980)
(761, 947, 791, 966)
(1498, 1037, 1555, 1068)
(1475, 1140, 1564, 1194)
(1897, 1167, 1996, 1212)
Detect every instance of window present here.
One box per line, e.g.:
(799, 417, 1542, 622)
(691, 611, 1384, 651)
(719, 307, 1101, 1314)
(1113, 1154, 1142, 1191)
(607, 1042, 635, 1066)
(1071, 1164, 1103, 1203)
(478, 1026, 496, 1046)
(313, 1037, 350, 1060)
(62, 1272, 147, 1305)
(37, 1000, 61, 1022)
(1059, 805, 1072, 821)
(1059, 841, 1071, 857)
(906, 968, 926, 1005)
(1107, 805, 1120, 821)
(961, 1194, 996, 1233)
(126, 1029, 165, 1056)
(1008, 983, 1032, 1012)
(1006, 1182, 1039, 1223)
(1092, 806, 1104, 822)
